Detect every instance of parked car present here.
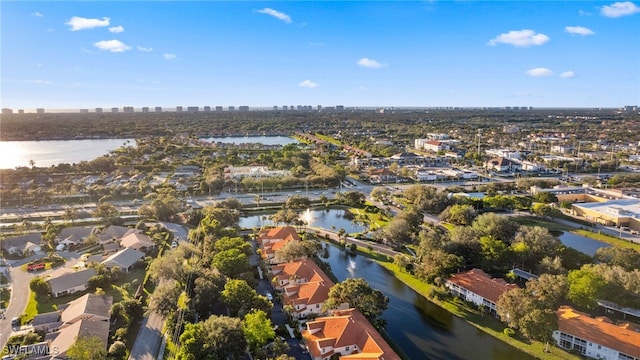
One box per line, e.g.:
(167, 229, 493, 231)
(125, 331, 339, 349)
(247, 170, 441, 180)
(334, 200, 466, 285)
(11, 317, 20, 328)
(26, 262, 45, 271)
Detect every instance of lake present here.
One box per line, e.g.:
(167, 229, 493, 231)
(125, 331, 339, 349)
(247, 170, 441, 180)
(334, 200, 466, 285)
(558, 231, 610, 256)
(323, 244, 536, 359)
(239, 208, 368, 234)
(0, 139, 134, 169)
(200, 136, 298, 146)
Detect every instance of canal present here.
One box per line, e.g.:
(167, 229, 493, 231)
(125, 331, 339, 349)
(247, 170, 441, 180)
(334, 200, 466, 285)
(322, 244, 537, 360)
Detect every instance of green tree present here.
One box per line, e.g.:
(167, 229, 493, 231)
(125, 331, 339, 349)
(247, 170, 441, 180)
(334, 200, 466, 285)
(471, 213, 519, 242)
(567, 267, 607, 309)
(274, 239, 321, 263)
(533, 192, 558, 204)
(439, 204, 477, 226)
(324, 278, 389, 329)
(29, 277, 50, 298)
(177, 315, 247, 360)
(242, 310, 275, 351)
(92, 202, 120, 225)
(148, 281, 181, 316)
(222, 279, 270, 317)
(212, 248, 250, 278)
(66, 336, 107, 360)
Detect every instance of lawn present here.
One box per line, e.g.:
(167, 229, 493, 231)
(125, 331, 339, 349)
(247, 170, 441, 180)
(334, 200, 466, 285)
(510, 216, 574, 232)
(573, 229, 640, 251)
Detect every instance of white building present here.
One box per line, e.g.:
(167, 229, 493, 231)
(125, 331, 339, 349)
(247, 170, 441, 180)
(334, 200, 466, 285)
(554, 306, 640, 360)
(446, 269, 517, 316)
(223, 165, 291, 180)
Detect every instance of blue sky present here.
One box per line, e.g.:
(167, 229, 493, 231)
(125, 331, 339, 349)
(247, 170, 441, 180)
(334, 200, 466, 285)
(1, 1, 639, 110)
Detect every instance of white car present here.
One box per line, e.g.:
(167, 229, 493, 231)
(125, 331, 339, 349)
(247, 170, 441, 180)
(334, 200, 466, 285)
(266, 292, 273, 301)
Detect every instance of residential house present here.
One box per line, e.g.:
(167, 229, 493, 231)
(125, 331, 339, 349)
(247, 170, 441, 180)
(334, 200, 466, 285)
(32, 293, 112, 333)
(257, 227, 300, 264)
(47, 268, 97, 298)
(484, 157, 522, 173)
(271, 259, 335, 319)
(368, 168, 398, 184)
(96, 225, 138, 245)
(303, 308, 401, 360)
(101, 247, 145, 273)
(56, 226, 96, 247)
(553, 305, 640, 360)
(2, 233, 42, 255)
(46, 318, 109, 359)
(119, 232, 156, 252)
(445, 268, 518, 316)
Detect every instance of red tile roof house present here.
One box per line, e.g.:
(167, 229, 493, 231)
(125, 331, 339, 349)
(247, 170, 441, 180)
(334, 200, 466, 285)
(553, 305, 640, 360)
(271, 259, 335, 319)
(256, 227, 300, 264)
(445, 268, 518, 317)
(303, 308, 401, 360)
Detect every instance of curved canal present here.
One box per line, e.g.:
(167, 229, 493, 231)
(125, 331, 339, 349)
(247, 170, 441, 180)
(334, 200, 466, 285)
(322, 244, 537, 360)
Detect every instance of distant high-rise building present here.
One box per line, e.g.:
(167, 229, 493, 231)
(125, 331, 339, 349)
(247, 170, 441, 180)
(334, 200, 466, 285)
(187, 106, 199, 113)
(80, 109, 89, 114)
(215, 106, 223, 112)
(155, 107, 162, 113)
(239, 106, 249, 112)
(228, 106, 235, 111)
(111, 107, 119, 113)
(317, 105, 322, 110)
(1, 108, 13, 115)
(273, 106, 278, 111)
(624, 105, 638, 112)
(123, 106, 134, 113)
(18, 109, 25, 114)
(282, 105, 288, 111)
(336, 105, 344, 111)
(204, 106, 211, 112)
(95, 107, 103, 113)
(142, 107, 149, 113)
(176, 106, 183, 112)
(36, 108, 45, 114)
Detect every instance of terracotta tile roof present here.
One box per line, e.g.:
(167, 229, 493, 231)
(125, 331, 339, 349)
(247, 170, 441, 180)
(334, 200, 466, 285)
(284, 280, 332, 312)
(257, 227, 300, 262)
(446, 268, 518, 303)
(303, 309, 400, 360)
(557, 306, 640, 358)
(271, 259, 331, 288)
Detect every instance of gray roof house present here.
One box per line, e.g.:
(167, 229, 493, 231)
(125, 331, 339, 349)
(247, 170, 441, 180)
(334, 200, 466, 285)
(101, 248, 145, 272)
(120, 232, 156, 252)
(56, 226, 96, 247)
(47, 268, 97, 298)
(32, 294, 112, 333)
(2, 233, 42, 255)
(97, 225, 138, 245)
(46, 318, 109, 359)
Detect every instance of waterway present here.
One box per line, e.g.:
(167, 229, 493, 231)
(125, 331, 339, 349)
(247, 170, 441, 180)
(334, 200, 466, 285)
(558, 231, 610, 256)
(200, 135, 298, 146)
(323, 244, 536, 359)
(0, 139, 134, 169)
(239, 208, 367, 234)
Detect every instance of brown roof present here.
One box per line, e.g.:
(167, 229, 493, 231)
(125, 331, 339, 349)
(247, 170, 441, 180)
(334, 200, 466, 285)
(47, 318, 109, 357)
(120, 232, 155, 250)
(303, 309, 400, 360)
(446, 268, 518, 303)
(557, 306, 640, 358)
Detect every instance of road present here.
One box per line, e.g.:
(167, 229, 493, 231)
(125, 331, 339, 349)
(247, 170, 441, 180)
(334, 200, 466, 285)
(128, 311, 165, 360)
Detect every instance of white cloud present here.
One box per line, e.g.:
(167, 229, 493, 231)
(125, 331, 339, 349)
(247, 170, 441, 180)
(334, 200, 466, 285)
(66, 16, 110, 31)
(526, 67, 554, 77)
(488, 29, 550, 47)
(93, 39, 131, 52)
(299, 80, 319, 88)
(256, 8, 292, 23)
(357, 58, 386, 69)
(560, 71, 576, 78)
(578, 9, 592, 16)
(565, 26, 595, 36)
(31, 12, 43, 17)
(137, 46, 153, 52)
(109, 26, 124, 33)
(163, 53, 176, 60)
(27, 79, 52, 85)
(601, 1, 640, 17)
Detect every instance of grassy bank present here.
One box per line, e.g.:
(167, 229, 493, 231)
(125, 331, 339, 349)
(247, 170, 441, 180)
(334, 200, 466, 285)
(572, 229, 640, 251)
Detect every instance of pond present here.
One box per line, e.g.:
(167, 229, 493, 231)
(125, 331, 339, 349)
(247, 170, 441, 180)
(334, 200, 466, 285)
(239, 208, 368, 234)
(558, 231, 611, 256)
(323, 244, 536, 359)
(200, 136, 298, 146)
